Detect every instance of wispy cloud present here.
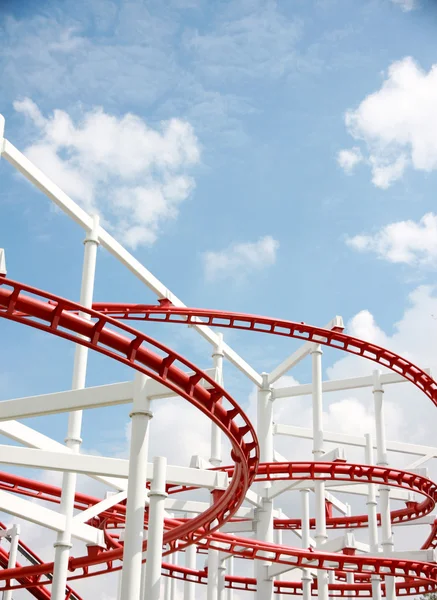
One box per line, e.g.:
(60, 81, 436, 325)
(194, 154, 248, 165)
(184, 0, 310, 81)
(15, 98, 200, 248)
(391, 0, 417, 12)
(203, 235, 279, 282)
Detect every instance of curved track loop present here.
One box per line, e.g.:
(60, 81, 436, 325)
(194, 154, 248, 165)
(0, 279, 436, 596)
(0, 278, 258, 593)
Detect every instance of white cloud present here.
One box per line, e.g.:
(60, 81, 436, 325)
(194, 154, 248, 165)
(346, 212, 437, 265)
(203, 235, 279, 282)
(184, 1, 317, 81)
(339, 57, 437, 187)
(336, 147, 363, 173)
(391, 0, 417, 11)
(14, 99, 200, 248)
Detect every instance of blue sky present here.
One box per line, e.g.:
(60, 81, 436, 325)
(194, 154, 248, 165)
(2, 2, 437, 595)
(1, 0, 437, 446)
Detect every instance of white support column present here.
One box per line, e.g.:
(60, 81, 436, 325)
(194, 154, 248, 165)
(51, 215, 99, 600)
(274, 524, 283, 600)
(365, 433, 382, 598)
(2, 524, 19, 600)
(120, 374, 152, 600)
(311, 344, 329, 600)
(255, 373, 274, 600)
(227, 556, 233, 600)
(208, 334, 224, 600)
(144, 456, 168, 600)
(184, 543, 196, 600)
(300, 488, 312, 600)
(218, 554, 226, 600)
(165, 551, 175, 600)
(207, 548, 220, 600)
(373, 370, 395, 600)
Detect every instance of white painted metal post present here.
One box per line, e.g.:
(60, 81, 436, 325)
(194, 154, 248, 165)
(255, 373, 274, 600)
(218, 555, 226, 599)
(274, 523, 283, 600)
(210, 333, 224, 467)
(120, 373, 152, 599)
(311, 344, 329, 600)
(184, 544, 197, 600)
(300, 488, 312, 600)
(51, 216, 99, 600)
(207, 548, 220, 600)
(373, 370, 395, 600)
(208, 334, 224, 600)
(365, 433, 382, 599)
(227, 556, 234, 600)
(144, 456, 168, 600)
(2, 524, 19, 600)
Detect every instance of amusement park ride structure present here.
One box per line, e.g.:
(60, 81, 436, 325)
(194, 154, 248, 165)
(0, 112, 437, 600)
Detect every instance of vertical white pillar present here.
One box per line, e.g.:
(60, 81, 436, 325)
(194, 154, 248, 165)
(120, 374, 153, 599)
(208, 334, 224, 600)
(207, 549, 220, 600)
(184, 544, 196, 600)
(2, 524, 19, 600)
(255, 373, 274, 600)
(210, 333, 224, 467)
(218, 555, 226, 599)
(144, 456, 168, 600)
(227, 556, 233, 600)
(51, 216, 99, 600)
(311, 344, 329, 600)
(274, 522, 283, 600)
(300, 488, 312, 600)
(365, 433, 382, 598)
(165, 552, 174, 600)
(373, 370, 395, 600)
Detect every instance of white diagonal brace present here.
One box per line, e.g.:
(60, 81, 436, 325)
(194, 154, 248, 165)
(0, 420, 126, 491)
(0, 490, 103, 545)
(0, 445, 229, 489)
(0, 370, 217, 421)
(272, 368, 432, 400)
(1, 138, 262, 387)
(273, 423, 437, 457)
(268, 316, 344, 385)
(73, 490, 128, 524)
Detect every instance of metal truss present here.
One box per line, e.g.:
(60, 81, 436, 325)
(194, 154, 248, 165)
(1, 112, 437, 600)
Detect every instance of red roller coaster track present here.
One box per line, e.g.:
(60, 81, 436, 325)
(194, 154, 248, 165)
(0, 277, 436, 597)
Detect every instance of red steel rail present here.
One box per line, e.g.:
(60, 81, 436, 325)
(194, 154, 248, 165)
(0, 279, 436, 596)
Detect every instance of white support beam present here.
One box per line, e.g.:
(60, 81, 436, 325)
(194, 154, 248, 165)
(164, 499, 254, 519)
(0, 369, 217, 422)
(221, 521, 255, 534)
(1, 137, 262, 387)
(272, 368, 432, 400)
(268, 317, 344, 385)
(325, 490, 349, 516)
(73, 490, 128, 524)
(0, 490, 103, 545)
(0, 420, 127, 491)
(0, 248, 6, 276)
(273, 423, 437, 457)
(268, 478, 411, 501)
(267, 447, 345, 500)
(0, 445, 228, 489)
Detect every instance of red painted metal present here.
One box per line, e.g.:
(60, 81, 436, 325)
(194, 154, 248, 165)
(0, 280, 436, 596)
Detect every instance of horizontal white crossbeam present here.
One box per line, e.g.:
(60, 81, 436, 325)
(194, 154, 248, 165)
(0, 445, 228, 489)
(2, 138, 262, 387)
(272, 368, 432, 400)
(273, 423, 437, 457)
(268, 316, 344, 385)
(267, 447, 345, 500)
(0, 490, 103, 545)
(0, 371, 217, 421)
